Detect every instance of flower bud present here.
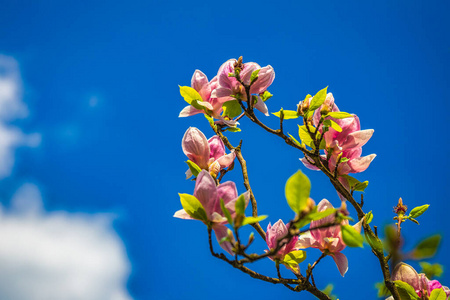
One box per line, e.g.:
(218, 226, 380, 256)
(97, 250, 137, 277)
(391, 263, 420, 290)
(320, 104, 331, 115)
(394, 197, 408, 215)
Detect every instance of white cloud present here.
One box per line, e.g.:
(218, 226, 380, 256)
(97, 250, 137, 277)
(0, 183, 132, 300)
(0, 55, 40, 178)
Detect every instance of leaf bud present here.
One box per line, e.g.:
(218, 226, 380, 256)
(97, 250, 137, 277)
(320, 104, 331, 115)
(394, 197, 408, 215)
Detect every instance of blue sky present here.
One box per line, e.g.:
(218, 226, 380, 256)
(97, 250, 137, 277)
(0, 0, 449, 299)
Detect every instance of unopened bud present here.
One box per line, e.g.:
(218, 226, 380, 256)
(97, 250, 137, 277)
(209, 161, 220, 178)
(394, 197, 407, 215)
(339, 201, 349, 216)
(301, 99, 310, 113)
(301, 198, 316, 215)
(391, 263, 420, 290)
(320, 104, 331, 115)
(248, 232, 255, 245)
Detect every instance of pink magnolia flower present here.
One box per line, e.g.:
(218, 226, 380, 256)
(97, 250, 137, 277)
(297, 199, 362, 276)
(182, 127, 235, 178)
(212, 59, 275, 116)
(174, 170, 250, 255)
(390, 263, 450, 299)
(179, 70, 236, 126)
(266, 219, 299, 260)
(300, 93, 376, 190)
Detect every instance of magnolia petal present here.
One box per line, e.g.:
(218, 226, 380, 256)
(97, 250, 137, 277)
(342, 129, 374, 150)
(254, 96, 270, 116)
(300, 157, 320, 171)
(250, 65, 275, 95)
(214, 116, 239, 127)
(179, 105, 202, 117)
(331, 252, 349, 277)
(195, 100, 214, 111)
(348, 154, 376, 173)
(173, 209, 194, 220)
(213, 224, 234, 255)
(224, 190, 250, 218)
(217, 181, 238, 215)
(182, 127, 210, 169)
(296, 232, 315, 249)
(216, 150, 236, 169)
(217, 59, 237, 89)
(208, 136, 226, 160)
(185, 168, 193, 179)
(191, 70, 211, 102)
(240, 62, 260, 85)
(193, 170, 218, 218)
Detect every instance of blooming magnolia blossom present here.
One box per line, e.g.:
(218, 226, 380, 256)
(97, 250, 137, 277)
(266, 219, 299, 260)
(300, 93, 376, 191)
(174, 170, 250, 255)
(179, 70, 236, 126)
(297, 199, 362, 276)
(387, 263, 450, 300)
(182, 127, 235, 178)
(212, 59, 275, 116)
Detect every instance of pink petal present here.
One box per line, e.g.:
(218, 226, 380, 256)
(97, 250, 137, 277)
(216, 151, 236, 169)
(348, 154, 376, 173)
(331, 252, 348, 277)
(342, 129, 374, 151)
(217, 59, 237, 89)
(216, 181, 238, 214)
(195, 100, 214, 111)
(249, 65, 275, 94)
(179, 105, 202, 117)
(213, 224, 234, 255)
(212, 87, 234, 99)
(182, 127, 210, 169)
(300, 157, 320, 171)
(240, 62, 260, 85)
(208, 136, 226, 160)
(191, 69, 212, 101)
(193, 170, 218, 218)
(296, 232, 315, 249)
(173, 209, 194, 220)
(254, 96, 269, 116)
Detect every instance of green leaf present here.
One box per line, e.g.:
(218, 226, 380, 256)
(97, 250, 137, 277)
(179, 86, 203, 105)
(394, 280, 420, 300)
(326, 111, 354, 119)
(409, 204, 430, 219)
(308, 86, 328, 112)
(412, 234, 441, 259)
(242, 215, 268, 226)
(261, 91, 273, 102)
(409, 217, 420, 225)
(222, 100, 242, 119)
(220, 199, 233, 225)
(341, 224, 363, 248)
(272, 109, 299, 119)
(365, 231, 384, 254)
(365, 211, 373, 224)
(179, 193, 208, 222)
(235, 194, 246, 216)
(282, 250, 306, 271)
(298, 125, 315, 148)
(185, 160, 202, 178)
(285, 170, 311, 213)
(225, 127, 241, 133)
(295, 208, 337, 228)
(429, 288, 447, 300)
(419, 262, 443, 278)
(288, 133, 301, 147)
(341, 175, 369, 192)
(323, 119, 342, 132)
(250, 69, 260, 83)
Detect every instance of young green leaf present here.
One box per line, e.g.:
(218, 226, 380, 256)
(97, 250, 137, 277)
(429, 288, 447, 300)
(412, 234, 441, 259)
(298, 125, 315, 148)
(235, 194, 246, 216)
(179, 193, 208, 222)
(225, 127, 241, 133)
(323, 119, 342, 132)
(341, 175, 369, 192)
(365, 231, 384, 254)
(285, 170, 311, 213)
(272, 109, 299, 119)
(220, 199, 233, 225)
(222, 100, 242, 119)
(261, 91, 273, 102)
(288, 133, 302, 147)
(283, 250, 307, 265)
(365, 211, 373, 224)
(179, 86, 203, 105)
(242, 215, 268, 226)
(295, 208, 337, 228)
(308, 87, 328, 112)
(185, 160, 202, 178)
(326, 111, 354, 119)
(409, 204, 430, 219)
(250, 69, 260, 84)
(341, 224, 363, 248)
(394, 281, 420, 300)
(419, 262, 444, 278)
